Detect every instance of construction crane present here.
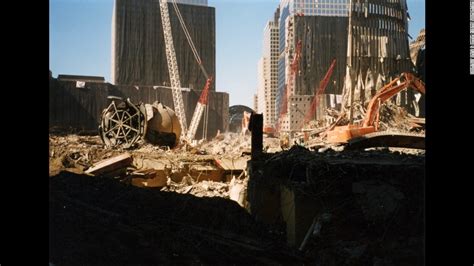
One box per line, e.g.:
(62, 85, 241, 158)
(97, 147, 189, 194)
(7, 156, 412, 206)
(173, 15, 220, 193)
(186, 76, 213, 140)
(160, 0, 213, 142)
(276, 39, 303, 133)
(159, 0, 187, 140)
(303, 59, 337, 127)
(326, 72, 425, 144)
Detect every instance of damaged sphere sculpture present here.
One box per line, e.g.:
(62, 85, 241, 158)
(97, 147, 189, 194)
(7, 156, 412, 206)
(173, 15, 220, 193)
(99, 96, 181, 149)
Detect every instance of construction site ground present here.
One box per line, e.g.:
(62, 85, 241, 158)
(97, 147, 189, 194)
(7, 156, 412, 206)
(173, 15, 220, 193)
(49, 130, 424, 265)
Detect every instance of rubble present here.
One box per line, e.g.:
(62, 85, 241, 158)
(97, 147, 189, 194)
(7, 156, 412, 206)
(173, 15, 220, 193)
(84, 153, 133, 176)
(50, 108, 424, 264)
(49, 133, 259, 203)
(247, 145, 425, 265)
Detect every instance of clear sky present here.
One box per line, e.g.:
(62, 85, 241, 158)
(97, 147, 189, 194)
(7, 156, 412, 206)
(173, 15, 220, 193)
(50, 0, 425, 107)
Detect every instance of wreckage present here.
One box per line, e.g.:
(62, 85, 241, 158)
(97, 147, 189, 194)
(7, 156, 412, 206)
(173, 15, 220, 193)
(99, 96, 181, 148)
(326, 72, 425, 148)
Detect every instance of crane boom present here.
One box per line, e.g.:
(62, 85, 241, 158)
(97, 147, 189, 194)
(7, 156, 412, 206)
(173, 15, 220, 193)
(304, 59, 336, 125)
(186, 76, 213, 141)
(276, 40, 302, 132)
(159, 0, 187, 140)
(363, 72, 425, 129)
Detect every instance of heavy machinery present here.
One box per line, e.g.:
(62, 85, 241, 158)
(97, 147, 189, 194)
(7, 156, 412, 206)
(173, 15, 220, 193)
(159, 0, 187, 140)
(167, 0, 214, 142)
(326, 72, 425, 145)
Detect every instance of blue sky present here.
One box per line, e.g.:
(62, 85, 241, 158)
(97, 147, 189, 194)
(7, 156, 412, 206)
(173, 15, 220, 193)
(50, 0, 425, 107)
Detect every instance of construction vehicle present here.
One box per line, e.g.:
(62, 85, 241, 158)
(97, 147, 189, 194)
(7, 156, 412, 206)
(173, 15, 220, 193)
(160, 0, 214, 143)
(263, 126, 276, 137)
(326, 72, 425, 145)
(158, 0, 188, 141)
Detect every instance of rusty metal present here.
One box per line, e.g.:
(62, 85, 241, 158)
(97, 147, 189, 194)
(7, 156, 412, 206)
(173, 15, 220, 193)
(99, 96, 146, 149)
(327, 72, 425, 144)
(345, 132, 425, 150)
(99, 96, 181, 149)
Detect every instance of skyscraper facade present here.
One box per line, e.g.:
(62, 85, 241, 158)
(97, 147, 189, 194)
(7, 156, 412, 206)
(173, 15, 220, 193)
(341, 0, 413, 113)
(256, 18, 280, 128)
(110, 0, 229, 140)
(276, 0, 349, 132)
(257, 57, 267, 118)
(111, 0, 215, 91)
(280, 0, 349, 17)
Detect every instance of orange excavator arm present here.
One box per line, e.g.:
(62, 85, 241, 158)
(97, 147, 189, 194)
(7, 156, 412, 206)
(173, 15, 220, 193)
(327, 72, 425, 144)
(363, 72, 425, 129)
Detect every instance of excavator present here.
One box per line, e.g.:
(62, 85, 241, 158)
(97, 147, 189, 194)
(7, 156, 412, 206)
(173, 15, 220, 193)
(326, 72, 425, 149)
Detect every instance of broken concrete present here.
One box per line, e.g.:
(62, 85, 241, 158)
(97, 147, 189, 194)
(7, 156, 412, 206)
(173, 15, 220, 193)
(247, 145, 424, 264)
(85, 153, 133, 176)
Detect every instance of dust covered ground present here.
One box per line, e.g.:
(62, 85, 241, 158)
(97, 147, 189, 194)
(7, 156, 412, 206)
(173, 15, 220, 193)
(49, 130, 424, 265)
(49, 133, 301, 265)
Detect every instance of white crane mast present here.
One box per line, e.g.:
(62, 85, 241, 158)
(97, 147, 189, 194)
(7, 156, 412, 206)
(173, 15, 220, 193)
(186, 76, 212, 141)
(159, 0, 187, 140)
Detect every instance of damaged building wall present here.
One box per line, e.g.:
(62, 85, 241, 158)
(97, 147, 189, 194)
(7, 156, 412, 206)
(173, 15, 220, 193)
(112, 0, 215, 91)
(343, 0, 415, 112)
(49, 79, 228, 139)
(409, 28, 425, 116)
(409, 28, 425, 81)
(279, 15, 348, 131)
(293, 16, 349, 96)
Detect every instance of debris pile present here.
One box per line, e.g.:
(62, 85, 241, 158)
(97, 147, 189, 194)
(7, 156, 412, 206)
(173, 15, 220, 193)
(248, 146, 425, 265)
(378, 101, 425, 133)
(195, 132, 251, 155)
(49, 134, 254, 202)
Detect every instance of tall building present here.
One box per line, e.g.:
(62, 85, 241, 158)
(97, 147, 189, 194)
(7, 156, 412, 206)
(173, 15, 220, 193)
(341, 0, 414, 113)
(276, 0, 413, 132)
(277, 0, 349, 132)
(279, 0, 349, 17)
(110, 0, 229, 140)
(256, 10, 280, 128)
(253, 94, 259, 114)
(111, 0, 215, 91)
(256, 57, 267, 118)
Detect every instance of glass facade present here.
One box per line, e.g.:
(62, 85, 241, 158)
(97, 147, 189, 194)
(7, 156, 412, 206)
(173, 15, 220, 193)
(276, 5, 290, 116)
(282, 0, 349, 17)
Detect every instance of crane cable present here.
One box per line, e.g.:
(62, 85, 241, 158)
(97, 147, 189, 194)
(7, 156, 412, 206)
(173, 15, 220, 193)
(171, 0, 209, 79)
(171, 0, 211, 139)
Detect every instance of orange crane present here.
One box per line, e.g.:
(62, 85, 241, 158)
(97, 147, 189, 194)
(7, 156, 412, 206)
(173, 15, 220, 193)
(303, 59, 337, 127)
(276, 39, 303, 132)
(326, 72, 425, 143)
